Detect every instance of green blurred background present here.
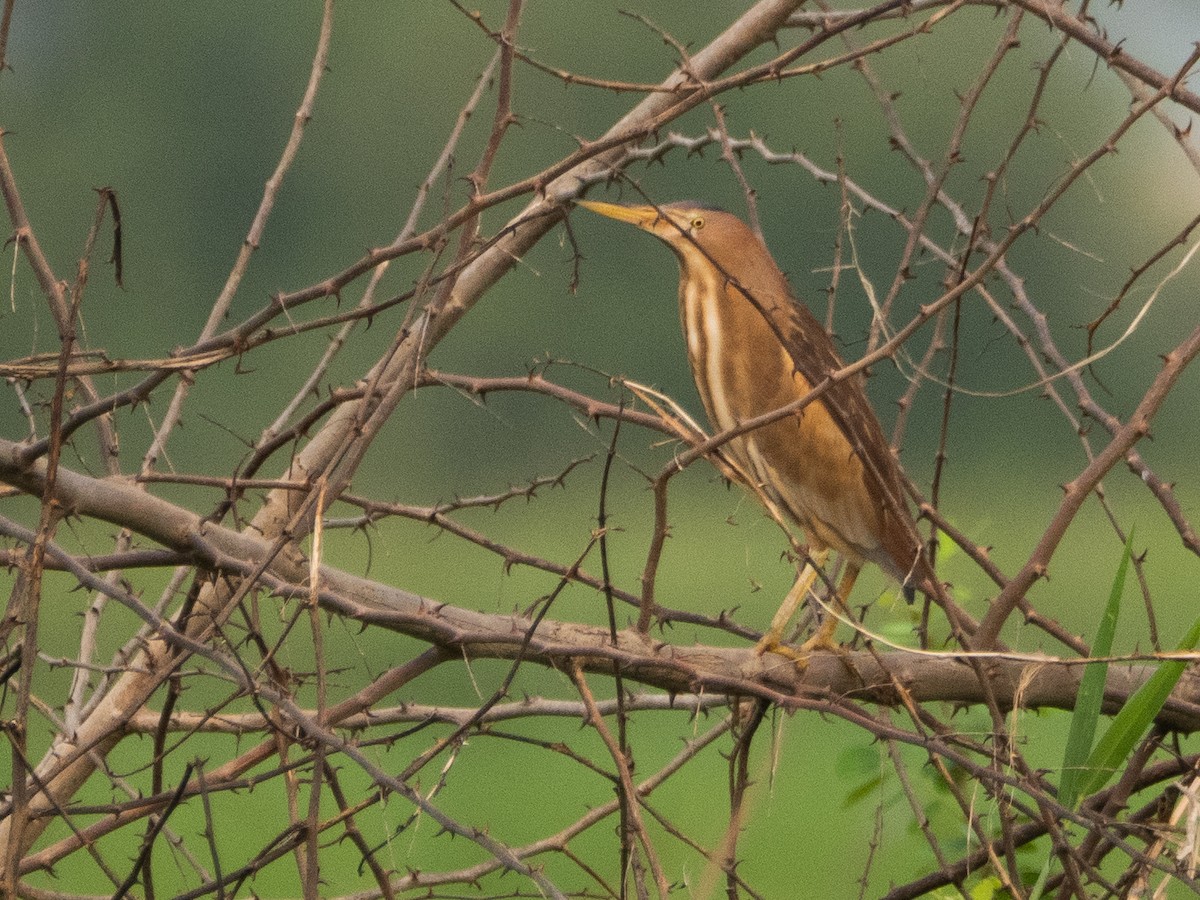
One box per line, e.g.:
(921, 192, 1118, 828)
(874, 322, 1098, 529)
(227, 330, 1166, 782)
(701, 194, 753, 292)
(3, 1, 1200, 896)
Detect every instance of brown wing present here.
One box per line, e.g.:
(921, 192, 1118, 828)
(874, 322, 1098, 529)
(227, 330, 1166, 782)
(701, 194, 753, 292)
(731, 272, 930, 595)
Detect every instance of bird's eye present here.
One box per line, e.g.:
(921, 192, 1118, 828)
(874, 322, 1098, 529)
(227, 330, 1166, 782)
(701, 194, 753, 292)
(691, 216, 705, 230)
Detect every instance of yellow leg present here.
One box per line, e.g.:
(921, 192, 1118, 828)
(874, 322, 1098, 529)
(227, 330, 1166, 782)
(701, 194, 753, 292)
(796, 562, 860, 653)
(756, 554, 862, 659)
(755, 550, 828, 657)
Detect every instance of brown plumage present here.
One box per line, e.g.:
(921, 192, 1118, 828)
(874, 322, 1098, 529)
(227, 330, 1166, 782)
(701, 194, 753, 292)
(578, 199, 938, 654)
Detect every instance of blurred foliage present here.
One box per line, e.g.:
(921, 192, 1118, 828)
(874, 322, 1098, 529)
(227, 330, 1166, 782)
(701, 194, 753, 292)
(3, 1, 1200, 896)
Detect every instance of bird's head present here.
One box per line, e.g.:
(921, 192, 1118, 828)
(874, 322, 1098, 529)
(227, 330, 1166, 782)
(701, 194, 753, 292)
(575, 199, 752, 271)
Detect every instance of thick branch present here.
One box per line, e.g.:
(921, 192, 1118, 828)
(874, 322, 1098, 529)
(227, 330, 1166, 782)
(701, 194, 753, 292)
(3, 440, 1200, 732)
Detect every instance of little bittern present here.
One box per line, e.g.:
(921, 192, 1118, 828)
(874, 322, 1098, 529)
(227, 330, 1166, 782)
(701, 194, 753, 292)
(578, 199, 941, 657)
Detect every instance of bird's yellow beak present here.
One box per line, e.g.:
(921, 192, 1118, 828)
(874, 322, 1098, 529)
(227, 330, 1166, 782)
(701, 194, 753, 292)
(575, 199, 659, 229)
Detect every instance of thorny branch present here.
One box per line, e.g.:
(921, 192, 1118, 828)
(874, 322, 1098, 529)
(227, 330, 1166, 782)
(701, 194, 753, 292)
(2, 1, 1200, 897)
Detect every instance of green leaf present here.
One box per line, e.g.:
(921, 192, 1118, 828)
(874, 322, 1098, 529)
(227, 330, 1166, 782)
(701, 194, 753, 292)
(1035, 535, 1134, 900)
(843, 775, 884, 808)
(1077, 606, 1200, 800)
(1058, 530, 1131, 810)
(1028, 854, 1052, 900)
(969, 875, 1002, 900)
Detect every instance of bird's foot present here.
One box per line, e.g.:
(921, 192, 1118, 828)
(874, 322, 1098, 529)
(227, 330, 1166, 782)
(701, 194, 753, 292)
(754, 627, 842, 672)
(796, 628, 841, 655)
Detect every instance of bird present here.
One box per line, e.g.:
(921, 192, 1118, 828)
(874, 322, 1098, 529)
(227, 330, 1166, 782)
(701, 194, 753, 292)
(576, 198, 947, 659)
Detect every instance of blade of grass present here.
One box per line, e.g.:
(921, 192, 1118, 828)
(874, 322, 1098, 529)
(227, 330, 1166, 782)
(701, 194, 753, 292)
(1077, 610, 1200, 800)
(1031, 535, 1132, 900)
(1058, 530, 1132, 810)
